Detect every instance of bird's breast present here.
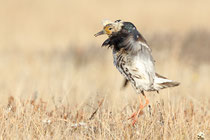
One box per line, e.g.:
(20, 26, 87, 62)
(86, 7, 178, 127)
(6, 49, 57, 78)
(113, 51, 137, 85)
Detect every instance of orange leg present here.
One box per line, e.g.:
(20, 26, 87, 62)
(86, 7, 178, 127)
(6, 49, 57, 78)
(129, 94, 150, 126)
(128, 95, 143, 120)
(143, 95, 149, 106)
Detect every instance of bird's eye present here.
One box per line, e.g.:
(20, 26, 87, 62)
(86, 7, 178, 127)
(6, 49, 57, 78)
(109, 27, 112, 30)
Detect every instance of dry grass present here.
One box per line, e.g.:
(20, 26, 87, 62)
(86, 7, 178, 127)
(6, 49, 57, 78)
(0, 0, 210, 139)
(1, 93, 209, 139)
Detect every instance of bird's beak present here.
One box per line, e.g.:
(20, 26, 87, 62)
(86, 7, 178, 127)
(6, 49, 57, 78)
(94, 30, 105, 37)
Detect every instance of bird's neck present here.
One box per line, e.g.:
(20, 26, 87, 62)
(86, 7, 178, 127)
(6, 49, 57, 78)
(110, 33, 130, 52)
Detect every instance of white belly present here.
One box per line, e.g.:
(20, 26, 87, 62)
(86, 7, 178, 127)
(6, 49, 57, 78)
(113, 52, 156, 92)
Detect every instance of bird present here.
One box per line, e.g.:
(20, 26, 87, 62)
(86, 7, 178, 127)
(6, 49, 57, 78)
(94, 20, 180, 125)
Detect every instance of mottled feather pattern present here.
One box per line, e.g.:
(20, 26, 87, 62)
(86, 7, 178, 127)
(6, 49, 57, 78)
(113, 29, 179, 92)
(113, 38, 156, 92)
(97, 20, 179, 93)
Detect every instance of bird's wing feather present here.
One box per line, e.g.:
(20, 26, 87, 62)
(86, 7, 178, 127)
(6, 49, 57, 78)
(124, 35, 156, 85)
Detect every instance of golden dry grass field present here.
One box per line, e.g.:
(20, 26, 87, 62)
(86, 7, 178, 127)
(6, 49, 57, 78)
(0, 0, 210, 139)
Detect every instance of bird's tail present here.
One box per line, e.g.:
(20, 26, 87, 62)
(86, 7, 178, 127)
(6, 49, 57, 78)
(154, 73, 180, 90)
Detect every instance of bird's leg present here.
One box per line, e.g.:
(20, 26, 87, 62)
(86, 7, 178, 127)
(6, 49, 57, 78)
(131, 95, 144, 125)
(143, 94, 149, 106)
(129, 91, 150, 126)
(128, 95, 144, 124)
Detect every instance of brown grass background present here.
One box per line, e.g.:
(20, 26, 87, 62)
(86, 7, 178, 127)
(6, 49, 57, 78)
(0, 0, 210, 139)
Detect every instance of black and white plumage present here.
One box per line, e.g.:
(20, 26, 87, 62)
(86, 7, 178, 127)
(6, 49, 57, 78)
(95, 20, 179, 125)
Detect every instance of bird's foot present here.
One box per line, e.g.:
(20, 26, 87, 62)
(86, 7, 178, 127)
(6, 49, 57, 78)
(128, 112, 137, 120)
(128, 104, 144, 126)
(132, 117, 138, 126)
(128, 112, 138, 126)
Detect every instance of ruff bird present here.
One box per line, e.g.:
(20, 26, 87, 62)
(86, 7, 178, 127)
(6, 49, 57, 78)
(94, 20, 180, 125)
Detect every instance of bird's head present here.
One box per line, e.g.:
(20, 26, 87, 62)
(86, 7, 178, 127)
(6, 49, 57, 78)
(94, 20, 138, 38)
(94, 20, 142, 49)
(94, 20, 123, 37)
